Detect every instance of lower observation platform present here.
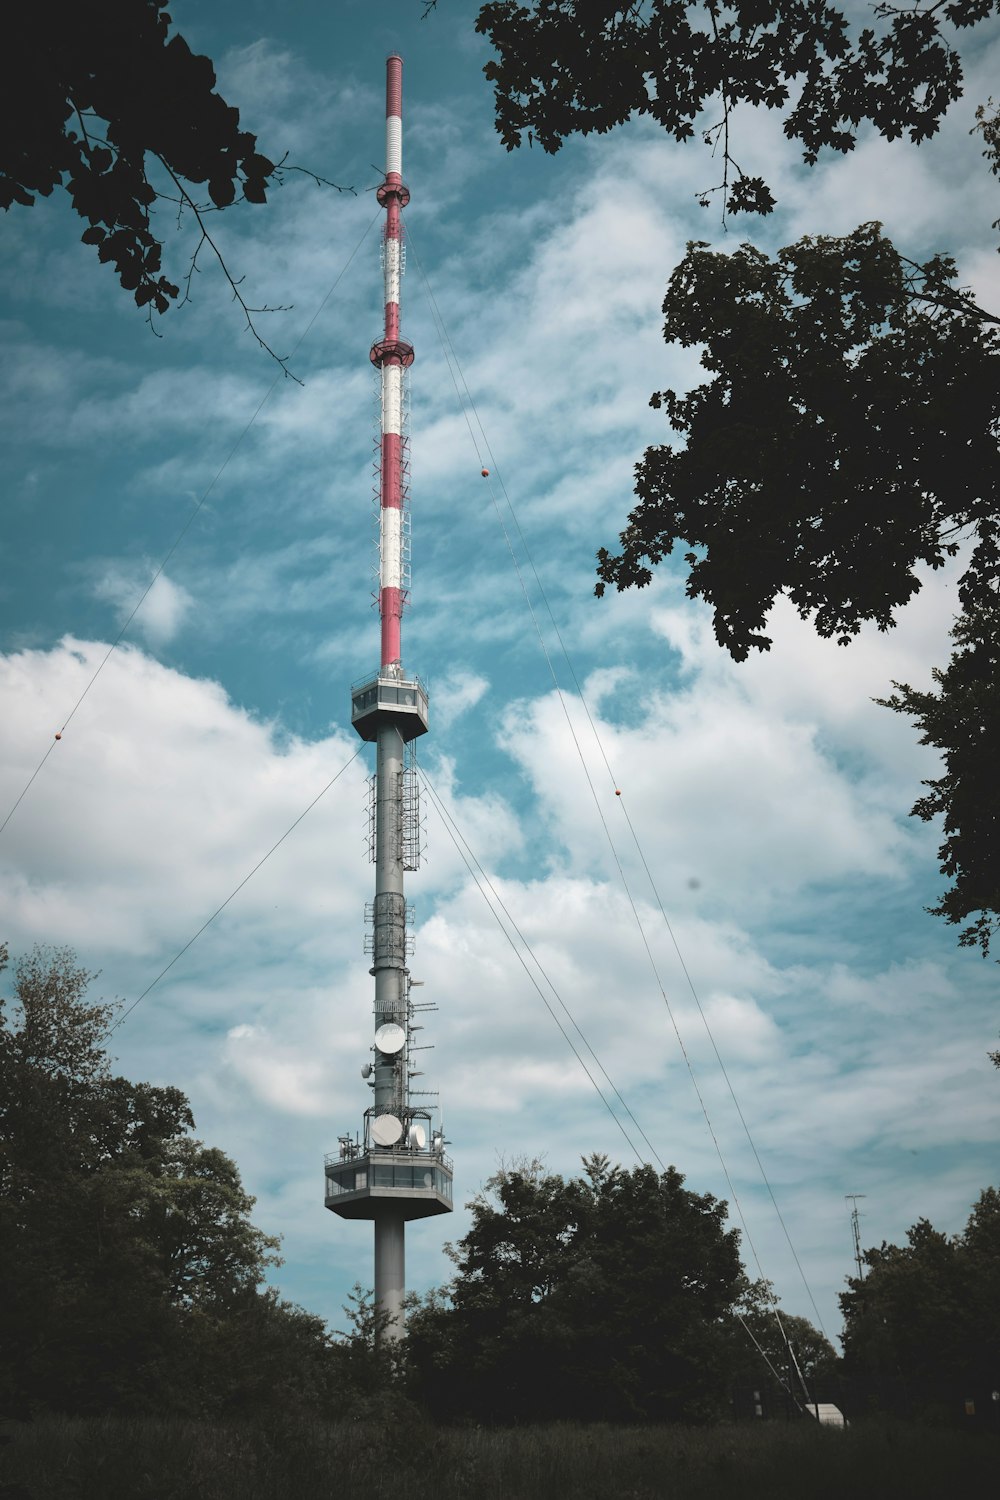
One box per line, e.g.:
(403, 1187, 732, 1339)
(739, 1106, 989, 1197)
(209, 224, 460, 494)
(324, 1149, 453, 1222)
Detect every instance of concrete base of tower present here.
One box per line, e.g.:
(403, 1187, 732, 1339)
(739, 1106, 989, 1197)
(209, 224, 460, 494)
(375, 1207, 406, 1340)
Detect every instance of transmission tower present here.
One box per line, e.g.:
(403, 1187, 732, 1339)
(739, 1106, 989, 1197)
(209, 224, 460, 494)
(324, 55, 453, 1342)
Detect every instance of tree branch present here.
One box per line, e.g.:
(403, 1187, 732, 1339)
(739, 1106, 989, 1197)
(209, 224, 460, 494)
(898, 255, 1000, 326)
(269, 152, 356, 195)
(154, 155, 302, 384)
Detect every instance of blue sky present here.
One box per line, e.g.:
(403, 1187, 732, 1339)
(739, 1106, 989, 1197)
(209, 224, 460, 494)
(2, 0, 998, 1347)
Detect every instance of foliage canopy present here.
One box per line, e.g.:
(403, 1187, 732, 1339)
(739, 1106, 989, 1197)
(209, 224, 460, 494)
(877, 601, 1000, 956)
(593, 227, 1000, 954)
(406, 1154, 796, 1422)
(596, 226, 1000, 657)
(1, 1, 278, 318)
(475, 0, 1000, 215)
(0, 942, 343, 1418)
(840, 1187, 1000, 1405)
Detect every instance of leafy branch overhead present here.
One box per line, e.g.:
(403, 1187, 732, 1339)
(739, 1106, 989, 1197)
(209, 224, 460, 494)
(597, 226, 1000, 657)
(475, 0, 1000, 216)
(595, 226, 1000, 956)
(0, 0, 348, 372)
(465, 5, 1000, 967)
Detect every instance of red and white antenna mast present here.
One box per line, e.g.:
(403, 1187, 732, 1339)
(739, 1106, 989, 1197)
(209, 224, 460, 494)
(324, 55, 453, 1343)
(372, 54, 413, 671)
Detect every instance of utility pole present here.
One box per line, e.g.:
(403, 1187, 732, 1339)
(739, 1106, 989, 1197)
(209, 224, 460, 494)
(845, 1194, 866, 1281)
(324, 54, 453, 1342)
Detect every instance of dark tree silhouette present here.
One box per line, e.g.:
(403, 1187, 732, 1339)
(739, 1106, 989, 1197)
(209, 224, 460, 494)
(0, 942, 344, 1418)
(474, 0, 1000, 218)
(1, 0, 344, 372)
(596, 227, 1000, 652)
(407, 1154, 752, 1422)
(840, 1188, 1000, 1412)
(877, 600, 1000, 957)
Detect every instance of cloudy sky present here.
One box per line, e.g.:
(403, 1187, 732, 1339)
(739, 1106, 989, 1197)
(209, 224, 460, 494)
(2, 0, 998, 1347)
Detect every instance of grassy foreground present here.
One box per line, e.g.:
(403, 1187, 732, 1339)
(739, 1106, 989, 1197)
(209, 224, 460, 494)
(0, 1414, 995, 1499)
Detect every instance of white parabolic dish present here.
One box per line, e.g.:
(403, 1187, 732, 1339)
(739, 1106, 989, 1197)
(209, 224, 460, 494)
(371, 1113, 404, 1147)
(374, 1022, 406, 1055)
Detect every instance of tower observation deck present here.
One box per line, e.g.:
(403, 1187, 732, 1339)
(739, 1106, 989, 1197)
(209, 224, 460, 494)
(324, 54, 453, 1341)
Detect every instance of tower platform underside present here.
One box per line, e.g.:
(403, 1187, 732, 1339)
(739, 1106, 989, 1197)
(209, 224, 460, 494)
(351, 672, 428, 744)
(325, 1149, 453, 1221)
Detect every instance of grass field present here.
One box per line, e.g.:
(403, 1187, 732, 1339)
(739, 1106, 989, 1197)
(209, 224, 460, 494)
(1, 1414, 995, 1499)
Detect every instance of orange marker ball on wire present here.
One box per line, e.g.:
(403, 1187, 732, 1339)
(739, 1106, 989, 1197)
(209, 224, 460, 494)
(481, 468, 489, 477)
(615, 789, 621, 796)
(54, 732, 62, 741)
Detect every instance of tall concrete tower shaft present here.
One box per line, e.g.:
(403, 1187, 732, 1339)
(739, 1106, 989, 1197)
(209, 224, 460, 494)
(324, 54, 452, 1342)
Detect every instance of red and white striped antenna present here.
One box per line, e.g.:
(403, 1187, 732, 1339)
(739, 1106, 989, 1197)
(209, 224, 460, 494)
(370, 53, 414, 671)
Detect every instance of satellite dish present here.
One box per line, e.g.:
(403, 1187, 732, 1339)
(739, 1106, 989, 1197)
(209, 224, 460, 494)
(360, 1062, 373, 1079)
(374, 1022, 405, 1055)
(371, 1113, 403, 1147)
(408, 1122, 427, 1150)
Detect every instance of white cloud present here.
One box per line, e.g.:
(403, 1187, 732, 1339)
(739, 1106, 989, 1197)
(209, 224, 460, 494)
(67, 368, 263, 445)
(499, 671, 911, 914)
(431, 668, 488, 727)
(0, 638, 367, 958)
(645, 566, 959, 784)
(419, 752, 524, 893)
(224, 1022, 332, 1116)
(92, 568, 194, 648)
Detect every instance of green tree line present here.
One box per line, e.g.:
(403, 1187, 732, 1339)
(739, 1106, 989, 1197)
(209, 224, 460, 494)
(6, 942, 996, 1427)
(405, 1152, 840, 1423)
(0, 942, 355, 1419)
(2, 942, 834, 1425)
(840, 1187, 1000, 1419)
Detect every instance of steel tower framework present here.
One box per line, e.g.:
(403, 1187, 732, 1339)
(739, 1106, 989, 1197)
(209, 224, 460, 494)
(324, 55, 453, 1341)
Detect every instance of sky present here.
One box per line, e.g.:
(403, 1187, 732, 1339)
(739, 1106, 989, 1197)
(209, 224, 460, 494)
(2, 0, 999, 1350)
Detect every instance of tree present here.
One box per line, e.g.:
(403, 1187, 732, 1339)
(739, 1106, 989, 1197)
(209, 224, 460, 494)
(729, 1297, 840, 1393)
(474, 1, 1000, 219)
(0, 942, 332, 1417)
(877, 600, 1000, 957)
(179, 1286, 349, 1420)
(596, 227, 1000, 656)
(1, 1, 338, 370)
(468, 4, 1000, 959)
(975, 96, 1000, 237)
(407, 1154, 753, 1422)
(839, 1188, 1000, 1412)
